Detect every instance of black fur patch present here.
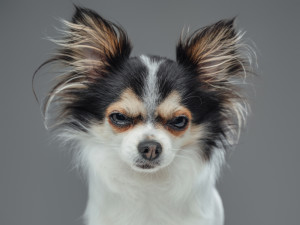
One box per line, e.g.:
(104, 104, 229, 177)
(155, 58, 225, 158)
(64, 57, 147, 129)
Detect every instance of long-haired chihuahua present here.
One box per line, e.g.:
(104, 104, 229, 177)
(34, 6, 254, 225)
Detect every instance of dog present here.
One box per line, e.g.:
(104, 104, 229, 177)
(34, 5, 253, 225)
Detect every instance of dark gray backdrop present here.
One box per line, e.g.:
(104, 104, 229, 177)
(1, 0, 299, 225)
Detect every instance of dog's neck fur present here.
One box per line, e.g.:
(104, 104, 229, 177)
(79, 142, 224, 225)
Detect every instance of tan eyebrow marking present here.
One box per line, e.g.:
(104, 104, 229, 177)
(156, 91, 192, 136)
(106, 88, 146, 117)
(106, 88, 146, 133)
(156, 91, 191, 120)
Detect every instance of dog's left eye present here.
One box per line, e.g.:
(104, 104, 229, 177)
(167, 116, 189, 130)
(109, 112, 132, 127)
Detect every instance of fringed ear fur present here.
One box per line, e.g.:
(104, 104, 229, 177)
(177, 19, 251, 88)
(177, 19, 254, 142)
(53, 6, 132, 79)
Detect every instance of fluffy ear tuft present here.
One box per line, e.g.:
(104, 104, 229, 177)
(52, 6, 132, 79)
(177, 19, 249, 88)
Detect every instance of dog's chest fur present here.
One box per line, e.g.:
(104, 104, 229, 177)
(82, 144, 224, 225)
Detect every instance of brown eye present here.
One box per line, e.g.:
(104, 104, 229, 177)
(109, 112, 132, 127)
(167, 116, 189, 130)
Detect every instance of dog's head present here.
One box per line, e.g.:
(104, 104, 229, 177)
(35, 6, 252, 174)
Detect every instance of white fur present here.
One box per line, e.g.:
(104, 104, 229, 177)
(120, 122, 174, 173)
(62, 115, 225, 225)
(140, 55, 163, 118)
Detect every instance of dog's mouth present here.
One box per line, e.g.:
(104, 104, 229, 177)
(136, 163, 155, 169)
(134, 159, 160, 170)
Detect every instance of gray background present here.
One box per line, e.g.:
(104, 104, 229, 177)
(1, 0, 299, 225)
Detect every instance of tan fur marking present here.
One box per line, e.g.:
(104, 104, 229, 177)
(157, 91, 191, 120)
(107, 119, 134, 133)
(156, 91, 192, 136)
(106, 88, 146, 133)
(164, 126, 187, 137)
(106, 89, 146, 118)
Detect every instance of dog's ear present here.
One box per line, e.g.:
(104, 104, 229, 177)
(177, 19, 253, 140)
(176, 19, 248, 90)
(53, 6, 132, 79)
(33, 6, 132, 128)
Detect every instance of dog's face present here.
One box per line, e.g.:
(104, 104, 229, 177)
(37, 7, 250, 173)
(87, 56, 209, 172)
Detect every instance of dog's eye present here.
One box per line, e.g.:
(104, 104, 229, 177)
(109, 112, 132, 127)
(167, 116, 189, 130)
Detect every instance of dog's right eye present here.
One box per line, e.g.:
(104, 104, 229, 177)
(109, 112, 132, 127)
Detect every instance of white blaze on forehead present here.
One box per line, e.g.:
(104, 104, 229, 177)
(140, 55, 163, 118)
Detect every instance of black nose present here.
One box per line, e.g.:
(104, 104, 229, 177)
(138, 140, 162, 161)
